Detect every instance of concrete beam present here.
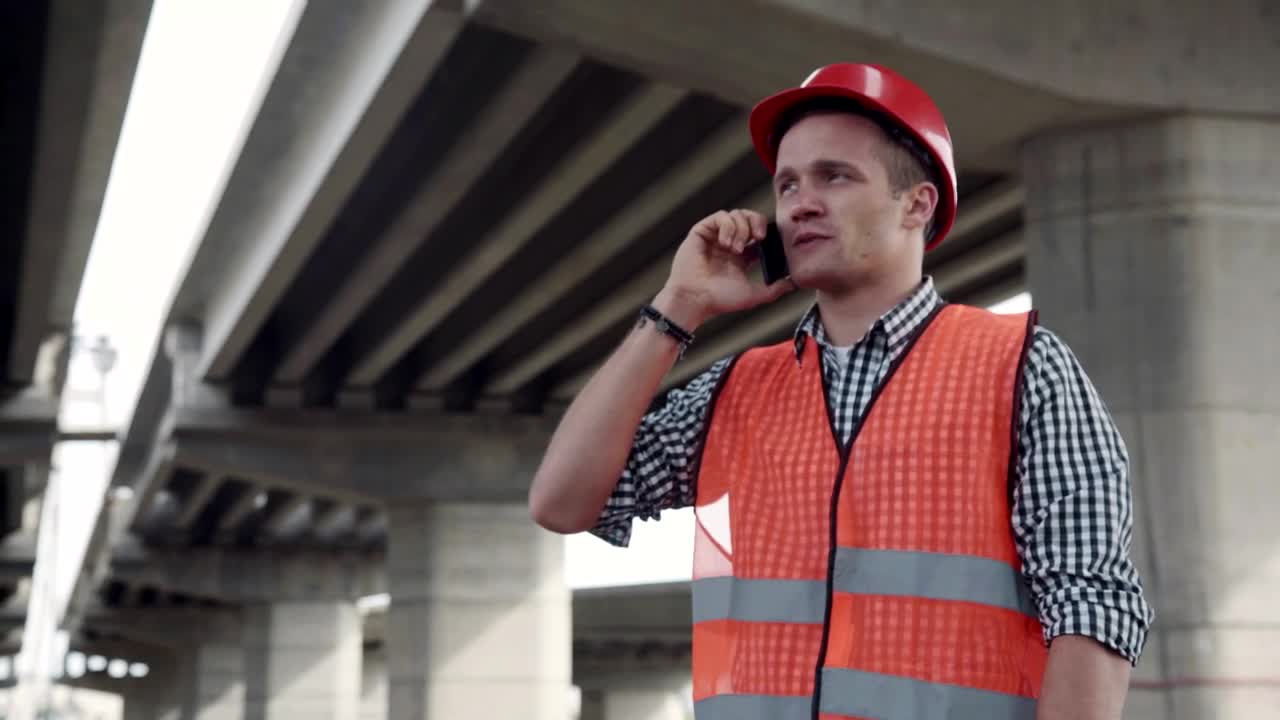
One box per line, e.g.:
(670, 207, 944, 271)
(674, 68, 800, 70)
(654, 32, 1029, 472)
(0, 392, 59, 464)
(81, 605, 242, 649)
(9, 0, 152, 384)
(310, 500, 351, 539)
(473, 0, 1110, 172)
(945, 181, 1024, 243)
(421, 114, 751, 391)
(170, 473, 221, 531)
(273, 44, 580, 385)
(0, 426, 55, 466)
(183, 0, 475, 382)
(111, 545, 384, 604)
(573, 582, 691, 643)
(349, 81, 688, 386)
(126, 438, 176, 533)
(765, 0, 1280, 116)
(70, 633, 179, 665)
(0, 531, 37, 581)
(213, 482, 265, 536)
(169, 408, 558, 502)
(260, 492, 310, 538)
(487, 185, 774, 396)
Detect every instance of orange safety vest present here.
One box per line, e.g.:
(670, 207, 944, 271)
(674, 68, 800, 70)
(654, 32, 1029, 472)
(691, 304, 1048, 720)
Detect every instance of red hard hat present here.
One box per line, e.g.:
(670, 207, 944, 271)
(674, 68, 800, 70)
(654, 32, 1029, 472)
(749, 63, 958, 250)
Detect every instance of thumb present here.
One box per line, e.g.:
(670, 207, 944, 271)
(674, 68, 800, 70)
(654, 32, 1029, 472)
(761, 276, 799, 303)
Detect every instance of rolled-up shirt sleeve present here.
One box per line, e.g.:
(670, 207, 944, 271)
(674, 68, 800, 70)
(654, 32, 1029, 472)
(1013, 328, 1156, 665)
(589, 357, 733, 547)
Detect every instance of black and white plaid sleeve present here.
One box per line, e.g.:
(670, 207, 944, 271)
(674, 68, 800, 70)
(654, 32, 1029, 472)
(589, 356, 735, 547)
(1013, 327, 1156, 665)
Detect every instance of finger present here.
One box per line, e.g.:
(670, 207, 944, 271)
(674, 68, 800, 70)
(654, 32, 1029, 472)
(715, 211, 735, 251)
(728, 210, 751, 253)
(691, 213, 720, 245)
(744, 210, 768, 241)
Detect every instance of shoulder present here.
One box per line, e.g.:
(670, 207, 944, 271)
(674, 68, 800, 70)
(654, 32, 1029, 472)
(1018, 324, 1117, 422)
(1025, 324, 1084, 382)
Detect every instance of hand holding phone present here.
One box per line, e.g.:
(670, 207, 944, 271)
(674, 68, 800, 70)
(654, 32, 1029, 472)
(657, 210, 796, 331)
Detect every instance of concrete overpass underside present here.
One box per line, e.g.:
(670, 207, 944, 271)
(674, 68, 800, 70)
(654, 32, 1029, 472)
(1, 0, 153, 659)
(55, 1, 1280, 719)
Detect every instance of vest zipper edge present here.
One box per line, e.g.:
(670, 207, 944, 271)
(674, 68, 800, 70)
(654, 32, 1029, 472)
(809, 301, 949, 720)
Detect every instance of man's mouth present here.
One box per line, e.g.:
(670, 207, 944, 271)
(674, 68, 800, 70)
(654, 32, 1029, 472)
(793, 231, 831, 248)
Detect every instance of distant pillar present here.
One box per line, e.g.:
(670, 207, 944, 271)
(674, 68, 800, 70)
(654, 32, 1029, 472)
(176, 639, 244, 720)
(578, 689, 605, 720)
(360, 644, 388, 720)
(386, 502, 571, 719)
(601, 689, 688, 720)
(1022, 115, 1280, 719)
(124, 700, 155, 720)
(243, 601, 362, 719)
(123, 686, 171, 720)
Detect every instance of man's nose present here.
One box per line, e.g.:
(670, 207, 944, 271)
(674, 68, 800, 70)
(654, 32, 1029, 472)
(789, 191, 824, 223)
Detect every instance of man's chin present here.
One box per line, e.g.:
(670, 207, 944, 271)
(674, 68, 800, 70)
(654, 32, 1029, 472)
(789, 267, 845, 293)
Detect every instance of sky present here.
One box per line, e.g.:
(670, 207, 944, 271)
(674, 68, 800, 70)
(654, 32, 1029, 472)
(37, 0, 1036, 614)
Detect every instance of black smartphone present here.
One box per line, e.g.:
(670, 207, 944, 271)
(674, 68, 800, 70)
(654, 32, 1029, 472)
(758, 222, 789, 285)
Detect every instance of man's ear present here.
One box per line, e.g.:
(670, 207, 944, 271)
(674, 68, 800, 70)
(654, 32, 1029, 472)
(902, 182, 939, 233)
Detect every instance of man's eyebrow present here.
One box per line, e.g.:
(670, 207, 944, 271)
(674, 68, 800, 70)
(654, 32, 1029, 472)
(812, 158, 862, 174)
(776, 159, 864, 180)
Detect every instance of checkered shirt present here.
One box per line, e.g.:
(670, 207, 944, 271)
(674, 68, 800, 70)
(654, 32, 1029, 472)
(591, 277, 1155, 664)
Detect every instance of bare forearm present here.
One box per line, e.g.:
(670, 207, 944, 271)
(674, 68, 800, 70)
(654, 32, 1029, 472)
(1037, 635, 1131, 720)
(528, 291, 701, 533)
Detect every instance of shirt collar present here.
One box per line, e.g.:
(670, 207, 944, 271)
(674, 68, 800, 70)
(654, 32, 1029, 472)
(792, 276, 944, 360)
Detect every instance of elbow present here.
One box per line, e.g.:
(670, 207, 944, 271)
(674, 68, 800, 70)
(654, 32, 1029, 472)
(527, 476, 595, 535)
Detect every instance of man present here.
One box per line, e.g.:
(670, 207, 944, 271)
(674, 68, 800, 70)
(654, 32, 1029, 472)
(529, 63, 1153, 719)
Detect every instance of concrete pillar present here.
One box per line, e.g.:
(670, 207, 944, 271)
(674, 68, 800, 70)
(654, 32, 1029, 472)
(578, 689, 604, 720)
(116, 672, 179, 720)
(243, 601, 362, 720)
(124, 691, 165, 720)
(360, 644, 388, 720)
(601, 689, 688, 720)
(1022, 115, 1280, 719)
(386, 502, 571, 719)
(177, 640, 245, 720)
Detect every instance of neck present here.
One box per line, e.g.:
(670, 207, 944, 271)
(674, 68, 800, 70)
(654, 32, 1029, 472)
(815, 266, 922, 346)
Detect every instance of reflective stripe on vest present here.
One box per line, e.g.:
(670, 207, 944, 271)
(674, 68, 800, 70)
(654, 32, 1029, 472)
(693, 548, 1037, 624)
(691, 304, 1047, 719)
(693, 668, 1037, 720)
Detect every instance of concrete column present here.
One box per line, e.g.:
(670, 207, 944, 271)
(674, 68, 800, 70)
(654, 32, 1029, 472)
(578, 689, 604, 720)
(360, 644, 388, 720)
(1022, 115, 1280, 719)
(116, 672, 179, 720)
(243, 601, 362, 720)
(601, 689, 688, 720)
(124, 690, 166, 720)
(176, 640, 245, 720)
(386, 502, 571, 719)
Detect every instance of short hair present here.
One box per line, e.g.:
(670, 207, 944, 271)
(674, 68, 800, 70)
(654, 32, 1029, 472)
(770, 96, 941, 238)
